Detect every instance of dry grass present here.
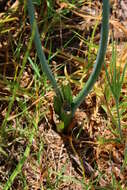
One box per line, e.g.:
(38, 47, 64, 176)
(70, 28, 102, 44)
(0, 0, 127, 189)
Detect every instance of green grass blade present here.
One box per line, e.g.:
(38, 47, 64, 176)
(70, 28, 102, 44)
(1, 22, 35, 136)
(104, 62, 114, 96)
(3, 122, 37, 190)
(28, 56, 41, 78)
(120, 63, 127, 89)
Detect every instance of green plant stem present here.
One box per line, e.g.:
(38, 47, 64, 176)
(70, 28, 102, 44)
(27, 0, 63, 102)
(115, 99, 122, 139)
(72, 0, 109, 116)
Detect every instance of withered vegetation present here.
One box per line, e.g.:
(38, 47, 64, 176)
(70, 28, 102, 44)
(0, 0, 127, 189)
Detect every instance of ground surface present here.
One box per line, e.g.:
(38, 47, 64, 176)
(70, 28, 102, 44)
(0, 0, 127, 189)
